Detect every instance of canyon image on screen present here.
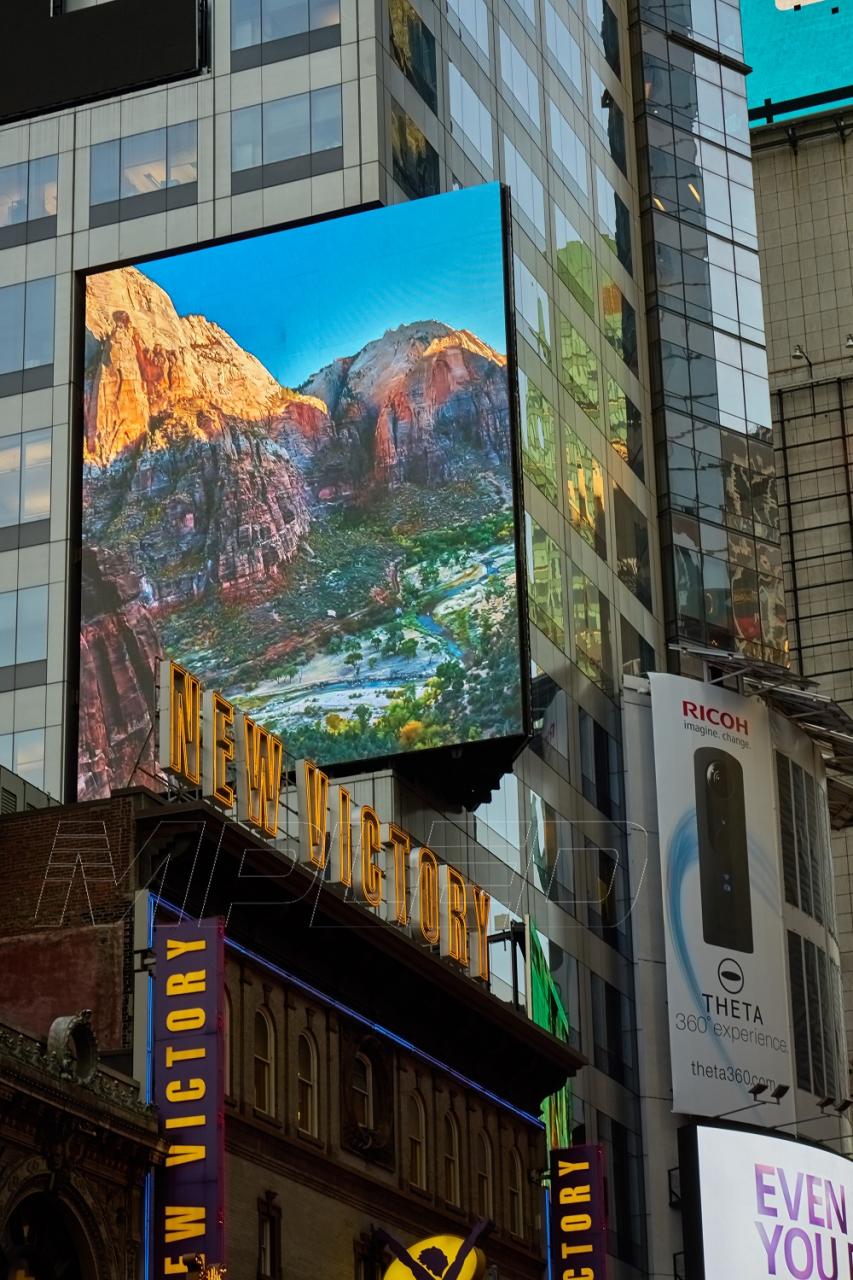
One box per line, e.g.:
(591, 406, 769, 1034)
(78, 183, 523, 799)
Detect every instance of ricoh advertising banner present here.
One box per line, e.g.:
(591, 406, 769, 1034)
(686, 1125, 853, 1279)
(649, 674, 794, 1123)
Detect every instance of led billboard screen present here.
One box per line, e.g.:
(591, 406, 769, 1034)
(681, 1124, 853, 1279)
(743, 0, 853, 125)
(78, 184, 525, 801)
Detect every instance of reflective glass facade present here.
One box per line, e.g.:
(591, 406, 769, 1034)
(632, 0, 786, 667)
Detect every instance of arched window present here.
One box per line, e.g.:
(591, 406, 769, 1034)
(254, 1007, 274, 1115)
(223, 987, 233, 1097)
(297, 1030, 319, 1136)
(443, 1111, 461, 1206)
(476, 1130, 494, 1218)
(352, 1052, 373, 1128)
(408, 1093, 427, 1189)
(509, 1147, 524, 1236)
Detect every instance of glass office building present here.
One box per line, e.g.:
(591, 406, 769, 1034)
(0, 0, 781, 1273)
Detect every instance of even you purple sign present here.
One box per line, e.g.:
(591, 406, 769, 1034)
(153, 918, 225, 1273)
(696, 1126, 852, 1279)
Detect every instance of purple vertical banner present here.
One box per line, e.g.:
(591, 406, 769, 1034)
(550, 1144, 607, 1280)
(153, 917, 225, 1275)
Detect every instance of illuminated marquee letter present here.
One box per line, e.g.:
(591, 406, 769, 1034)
(237, 713, 283, 838)
(159, 660, 201, 786)
(164, 1206, 206, 1243)
(470, 884, 491, 981)
(337, 787, 353, 887)
(440, 865, 469, 966)
(202, 690, 235, 809)
(300, 759, 330, 869)
(360, 805, 383, 908)
(382, 824, 411, 926)
(416, 847, 441, 945)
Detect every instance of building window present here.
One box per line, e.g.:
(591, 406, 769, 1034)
(408, 1093, 427, 1189)
(390, 0, 437, 113)
(0, 427, 51, 551)
(554, 203, 595, 317)
(548, 98, 589, 201)
(223, 987, 233, 1097)
(391, 103, 439, 200)
(519, 370, 558, 505)
(257, 1191, 281, 1280)
(0, 278, 55, 397)
(787, 930, 844, 1101)
(613, 486, 652, 609)
(447, 0, 489, 60)
(254, 1007, 275, 1115)
(504, 136, 545, 246)
(601, 274, 638, 374)
(595, 167, 632, 274)
(0, 585, 48, 692)
(475, 1130, 494, 1218)
(607, 377, 644, 479)
(352, 1052, 374, 1128)
(589, 68, 626, 174)
(572, 566, 613, 693)
(525, 514, 565, 648)
(449, 63, 494, 172)
(514, 255, 550, 362)
(0, 156, 58, 248)
(509, 1148, 524, 1236)
(590, 974, 636, 1088)
(585, 0, 620, 75)
(443, 1112, 461, 1205)
(231, 89, 343, 194)
(0, 727, 45, 789)
(499, 28, 541, 134)
(544, 1, 583, 99)
(579, 709, 622, 820)
(90, 123, 198, 226)
(232, 0, 341, 68)
(560, 319, 600, 427)
(297, 1030, 319, 1136)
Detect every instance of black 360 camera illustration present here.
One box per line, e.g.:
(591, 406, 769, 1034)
(694, 747, 753, 953)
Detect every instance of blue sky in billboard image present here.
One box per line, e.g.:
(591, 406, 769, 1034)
(140, 183, 507, 388)
(79, 183, 523, 799)
(742, 0, 853, 122)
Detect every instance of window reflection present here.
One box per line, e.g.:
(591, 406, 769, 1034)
(0, 156, 58, 245)
(572, 565, 613, 692)
(0, 727, 45, 789)
(595, 167, 632, 274)
(565, 426, 606, 558)
(515, 256, 550, 362)
(559, 316, 599, 423)
(530, 664, 570, 777)
(392, 103, 439, 200)
(450, 63, 494, 171)
(614, 486, 652, 609)
(232, 0, 341, 64)
(529, 789, 575, 910)
(607, 377, 644, 480)
(601, 275, 638, 373)
(390, 0, 437, 114)
(525, 514, 565, 647)
(0, 428, 51, 529)
(548, 98, 588, 199)
(91, 125, 197, 221)
(554, 203, 595, 316)
(589, 69, 627, 175)
(519, 370, 558, 504)
(232, 91, 343, 192)
(621, 615, 655, 675)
